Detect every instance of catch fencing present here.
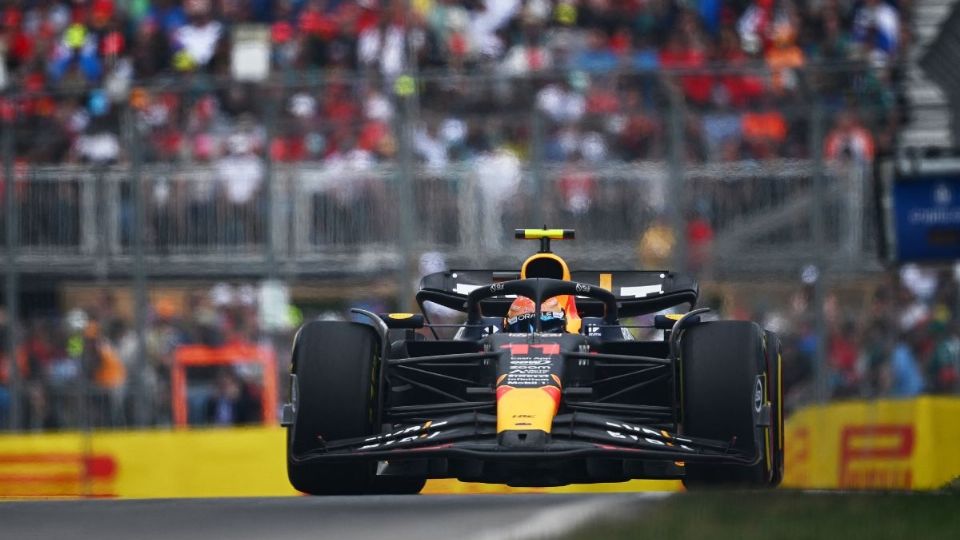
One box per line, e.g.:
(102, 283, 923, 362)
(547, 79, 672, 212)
(3, 158, 875, 276)
(1, 67, 885, 276)
(1, 65, 892, 432)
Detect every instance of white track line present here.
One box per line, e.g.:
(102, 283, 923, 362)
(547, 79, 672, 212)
(470, 493, 672, 540)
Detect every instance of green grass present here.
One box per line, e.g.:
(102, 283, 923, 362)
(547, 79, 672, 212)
(563, 490, 960, 540)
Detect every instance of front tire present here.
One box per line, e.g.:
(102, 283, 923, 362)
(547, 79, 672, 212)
(286, 320, 425, 495)
(680, 321, 781, 488)
(764, 330, 785, 487)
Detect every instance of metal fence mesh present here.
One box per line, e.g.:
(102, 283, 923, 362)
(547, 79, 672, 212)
(0, 66, 901, 431)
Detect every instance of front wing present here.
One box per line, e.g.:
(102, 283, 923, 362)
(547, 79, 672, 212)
(288, 412, 759, 485)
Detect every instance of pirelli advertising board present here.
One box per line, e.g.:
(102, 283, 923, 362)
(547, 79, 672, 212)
(1, 397, 958, 497)
(783, 396, 960, 490)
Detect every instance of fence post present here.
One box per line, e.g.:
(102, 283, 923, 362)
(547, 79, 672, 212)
(395, 74, 418, 311)
(2, 104, 20, 430)
(530, 106, 545, 229)
(126, 103, 150, 427)
(94, 164, 109, 278)
(809, 90, 830, 404)
(846, 162, 865, 263)
(263, 84, 278, 279)
(666, 84, 688, 273)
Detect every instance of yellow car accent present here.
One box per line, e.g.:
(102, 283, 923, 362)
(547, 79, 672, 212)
(778, 352, 784, 451)
(599, 273, 612, 291)
(762, 372, 771, 477)
(517, 229, 574, 240)
(496, 387, 560, 433)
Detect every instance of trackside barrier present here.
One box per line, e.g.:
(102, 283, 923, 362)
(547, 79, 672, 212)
(0, 428, 677, 498)
(783, 396, 960, 490)
(0, 429, 292, 498)
(1, 397, 956, 497)
(171, 344, 278, 427)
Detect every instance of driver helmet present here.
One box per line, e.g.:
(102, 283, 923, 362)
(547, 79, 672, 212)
(505, 296, 567, 333)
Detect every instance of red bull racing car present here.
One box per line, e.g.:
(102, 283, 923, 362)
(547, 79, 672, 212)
(283, 229, 784, 494)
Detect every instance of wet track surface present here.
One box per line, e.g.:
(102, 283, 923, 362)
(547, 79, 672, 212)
(0, 493, 666, 540)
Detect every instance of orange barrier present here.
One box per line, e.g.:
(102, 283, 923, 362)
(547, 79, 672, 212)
(171, 343, 278, 427)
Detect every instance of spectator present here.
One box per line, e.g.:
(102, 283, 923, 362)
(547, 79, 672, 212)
(216, 130, 264, 243)
(853, 0, 900, 66)
(713, 27, 765, 109)
(499, 25, 553, 76)
(48, 22, 103, 85)
(829, 320, 862, 398)
(928, 320, 960, 394)
(659, 32, 711, 107)
(172, 0, 223, 71)
(82, 322, 126, 427)
(616, 88, 660, 160)
(888, 325, 927, 398)
(536, 75, 586, 124)
(824, 111, 875, 163)
(357, 7, 422, 78)
(817, 7, 853, 62)
(572, 28, 618, 73)
(73, 113, 120, 165)
(765, 22, 805, 95)
(204, 368, 258, 426)
(741, 96, 788, 158)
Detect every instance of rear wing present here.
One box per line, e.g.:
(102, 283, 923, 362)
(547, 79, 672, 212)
(416, 270, 698, 318)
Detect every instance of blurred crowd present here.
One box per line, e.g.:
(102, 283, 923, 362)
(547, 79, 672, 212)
(3, 264, 960, 431)
(738, 264, 960, 410)
(0, 0, 903, 168)
(0, 0, 906, 258)
(0, 284, 289, 430)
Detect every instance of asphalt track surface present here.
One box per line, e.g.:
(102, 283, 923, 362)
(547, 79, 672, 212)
(0, 493, 666, 540)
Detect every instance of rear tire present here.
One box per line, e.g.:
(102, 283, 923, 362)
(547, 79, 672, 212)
(680, 321, 779, 488)
(286, 321, 425, 495)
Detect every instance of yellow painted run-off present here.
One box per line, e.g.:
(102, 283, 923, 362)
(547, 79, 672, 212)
(1, 396, 958, 498)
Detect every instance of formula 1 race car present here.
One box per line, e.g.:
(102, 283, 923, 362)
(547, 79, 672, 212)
(283, 229, 784, 494)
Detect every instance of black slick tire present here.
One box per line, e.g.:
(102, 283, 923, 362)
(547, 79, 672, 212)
(764, 330, 785, 487)
(680, 321, 776, 488)
(286, 320, 425, 495)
